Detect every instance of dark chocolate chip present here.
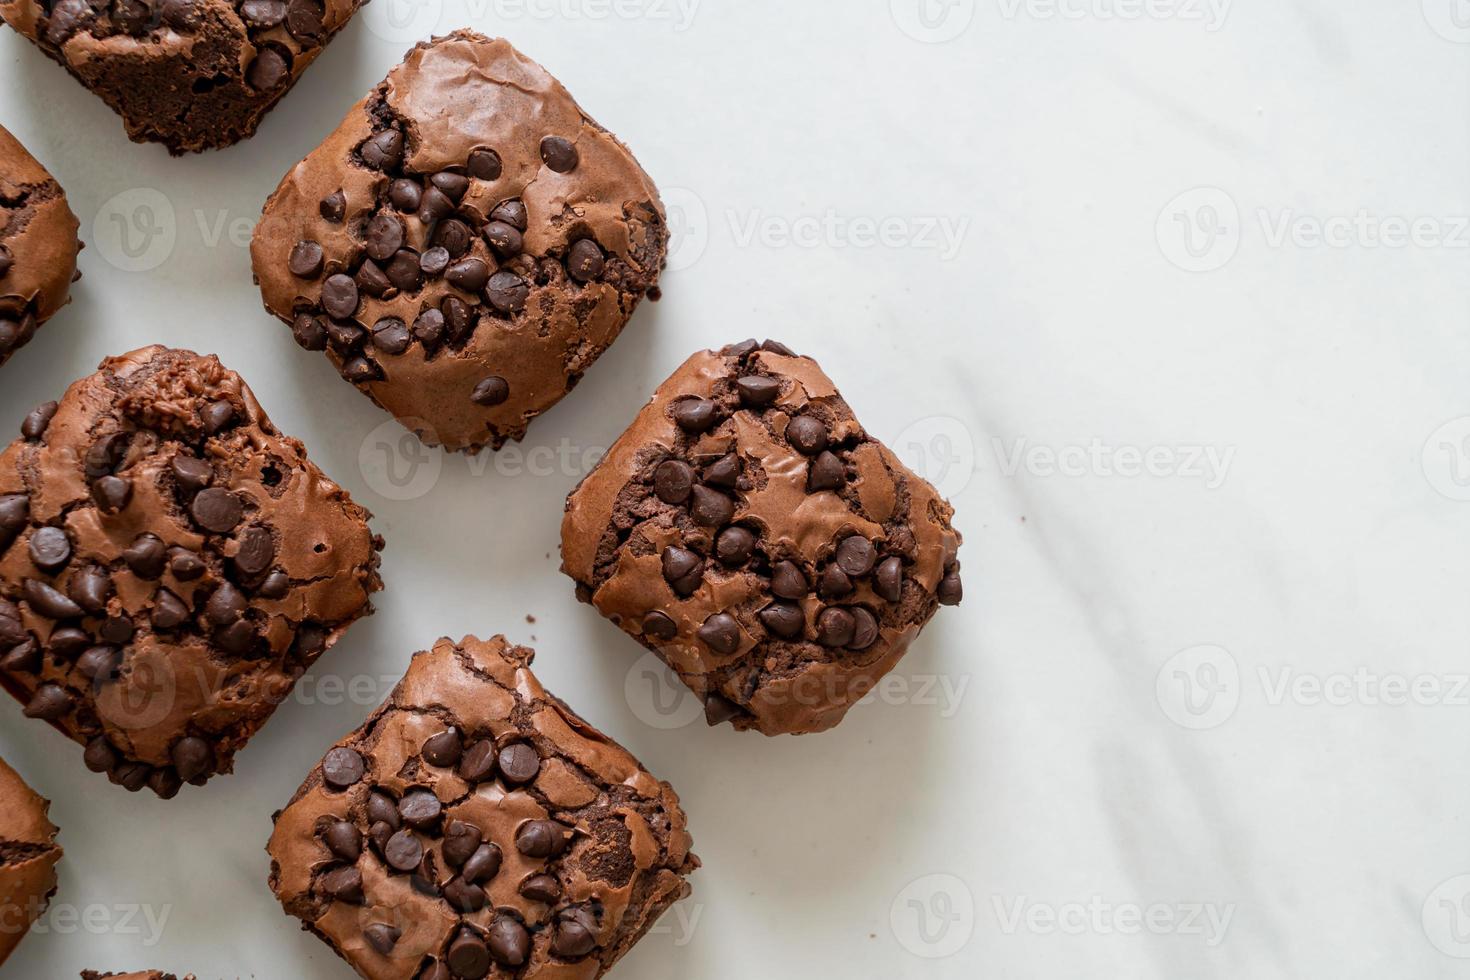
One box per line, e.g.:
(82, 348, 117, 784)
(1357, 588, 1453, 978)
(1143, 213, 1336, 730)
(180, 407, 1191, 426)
(690, 485, 734, 527)
(342, 357, 383, 384)
(835, 536, 877, 577)
(246, 48, 290, 91)
(171, 455, 214, 494)
(490, 199, 528, 231)
(461, 842, 502, 884)
(654, 460, 695, 504)
(365, 213, 405, 262)
(938, 570, 963, 606)
(705, 694, 741, 726)
(399, 789, 442, 830)
(809, 451, 845, 492)
(850, 607, 880, 650)
(0, 639, 39, 673)
(29, 526, 71, 572)
(240, 0, 286, 25)
(441, 819, 481, 867)
(758, 602, 805, 640)
(497, 743, 540, 785)
(77, 645, 117, 683)
(483, 221, 523, 259)
(100, 614, 134, 645)
(567, 239, 604, 282)
(722, 339, 759, 358)
(468, 148, 502, 180)
(356, 258, 392, 297)
(292, 314, 328, 351)
(702, 453, 740, 489)
(446, 256, 490, 293)
(540, 136, 579, 173)
(697, 613, 741, 654)
(520, 873, 560, 903)
(384, 829, 422, 872)
(83, 433, 128, 478)
(24, 579, 83, 619)
(258, 570, 290, 599)
(485, 271, 529, 314)
(21, 401, 57, 441)
(412, 309, 446, 348)
(422, 728, 461, 767)
(84, 736, 118, 773)
(552, 910, 598, 959)
(123, 533, 166, 578)
(458, 740, 496, 783)
(233, 526, 275, 576)
(737, 375, 781, 407)
(191, 488, 243, 533)
(389, 179, 422, 213)
(672, 398, 716, 434)
(285, 0, 322, 39)
(172, 736, 214, 782)
(150, 589, 189, 630)
(361, 130, 404, 171)
(432, 218, 473, 257)
(24, 683, 72, 719)
(91, 475, 131, 513)
(67, 565, 111, 614)
(385, 250, 423, 292)
(715, 526, 756, 565)
(367, 790, 400, 828)
(444, 877, 488, 913)
(786, 415, 828, 455)
(819, 564, 853, 598)
(487, 916, 530, 968)
(168, 548, 205, 581)
(322, 866, 364, 904)
(364, 923, 401, 954)
(417, 186, 455, 225)
(762, 339, 796, 355)
(47, 626, 89, 659)
(817, 607, 856, 648)
(322, 746, 365, 788)
(371, 317, 411, 356)
(321, 273, 359, 319)
(662, 546, 703, 597)
(470, 376, 509, 407)
(289, 240, 324, 279)
(431, 171, 469, 202)
(515, 820, 568, 858)
(642, 611, 678, 641)
(204, 582, 247, 626)
(319, 190, 346, 223)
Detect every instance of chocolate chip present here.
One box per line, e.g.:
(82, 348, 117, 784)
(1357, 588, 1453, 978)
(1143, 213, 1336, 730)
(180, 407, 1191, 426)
(342, 357, 383, 384)
(231, 526, 275, 577)
(148, 767, 183, 800)
(483, 221, 523, 259)
(758, 602, 805, 640)
(520, 873, 561, 903)
(786, 415, 828, 455)
(100, 614, 134, 644)
(367, 790, 400, 828)
(817, 607, 856, 647)
(441, 819, 481, 867)
(191, 488, 243, 533)
(361, 130, 404, 171)
(417, 186, 455, 225)
(498, 743, 540, 784)
(470, 376, 509, 407)
(446, 256, 490, 293)
(672, 397, 716, 434)
(643, 463, 696, 514)
(45, 0, 92, 43)
(819, 564, 852, 598)
(399, 789, 442, 830)
(567, 239, 604, 282)
(690, 485, 734, 527)
(24, 579, 82, 619)
(201, 402, 234, 439)
(321, 273, 359, 319)
(356, 258, 392, 297)
(487, 916, 530, 968)
(850, 607, 879, 650)
(867, 557, 901, 603)
(433, 218, 474, 257)
(835, 536, 876, 577)
(515, 819, 568, 858)
(389, 179, 422, 213)
(84, 433, 128, 478)
(462, 842, 502, 884)
(716, 526, 756, 565)
(552, 909, 598, 959)
(292, 313, 328, 351)
(84, 737, 118, 773)
(422, 728, 461, 767)
(247, 47, 290, 91)
(47, 627, 89, 659)
(431, 171, 469, 202)
(363, 923, 401, 955)
(0, 245, 9, 279)
(205, 582, 247, 626)
(172, 736, 214, 782)
(458, 739, 496, 783)
(737, 375, 781, 407)
(412, 309, 446, 348)
(444, 877, 488, 913)
(115, 762, 152, 792)
(240, 0, 286, 25)
(150, 589, 189, 630)
(327, 320, 365, 353)
(485, 270, 529, 314)
(762, 339, 796, 355)
(285, 0, 322, 39)
(257, 571, 290, 599)
(0, 639, 39, 673)
(322, 865, 363, 904)
(21, 401, 57, 441)
(123, 533, 166, 578)
(937, 570, 963, 606)
(368, 317, 410, 356)
(385, 250, 423, 292)
(642, 611, 678, 641)
(91, 475, 132, 513)
(319, 190, 346, 222)
(365, 212, 405, 261)
(662, 546, 703, 597)
(697, 613, 741, 654)
(159, 0, 197, 28)
(24, 683, 72, 719)
(322, 746, 365, 788)
(0, 494, 23, 550)
(705, 693, 741, 726)
(809, 451, 845, 492)
(67, 565, 111, 614)
(540, 135, 580, 172)
(76, 644, 118, 681)
(28, 527, 70, 573)
(289, 241, 324, 278)
(384, 829, 422, 871)
(168, 548, 205, 581)
(490, 199, 528, 231)
(468, 148, 503, 180)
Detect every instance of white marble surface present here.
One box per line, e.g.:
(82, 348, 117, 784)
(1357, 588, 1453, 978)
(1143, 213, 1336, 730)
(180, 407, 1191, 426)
(0, 1, 1468, 977)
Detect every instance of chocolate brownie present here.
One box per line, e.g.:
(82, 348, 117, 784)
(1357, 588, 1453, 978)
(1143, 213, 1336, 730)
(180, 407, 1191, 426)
(0, 0, 364, 154)
(82, 973, 194, 980)
(0, 124, 80, 370)
(0, 754, 61, 967)
(268, 635, 698, 980)
(251, 31, 668, 453)
(0, 346, 383, 797)
(561, 341, 965, 736)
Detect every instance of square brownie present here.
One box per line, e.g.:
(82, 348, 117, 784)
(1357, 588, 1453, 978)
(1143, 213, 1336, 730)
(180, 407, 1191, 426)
(0, 124, 80, 370)
(561, 341, 964, 736)
(0, 754, 61, 967)
(0, 0, 365, 153)
(252, 31, 668, 453)
(268, 634, 697, 979)
(0, 346, 382, 797)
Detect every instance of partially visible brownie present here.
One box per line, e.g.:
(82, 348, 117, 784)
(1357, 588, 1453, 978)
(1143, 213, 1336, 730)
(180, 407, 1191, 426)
(0, 124, 79, 370)
(0, 754, 61, 968)
(0, 346, 383, 797)
(252, 31, 668, 453)
(0, 0, 365, 153)
(268, 635, 698, 980)
(82, 972, 194, 980)
(561, 341, 964, 736)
